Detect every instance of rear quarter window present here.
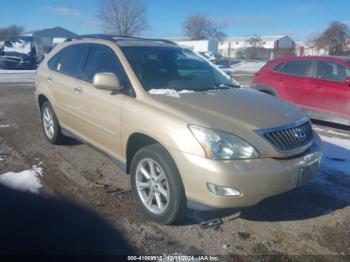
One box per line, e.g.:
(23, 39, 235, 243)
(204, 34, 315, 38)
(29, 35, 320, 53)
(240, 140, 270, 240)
(316, 60, 350, 82)
(48, 53, 60, 71)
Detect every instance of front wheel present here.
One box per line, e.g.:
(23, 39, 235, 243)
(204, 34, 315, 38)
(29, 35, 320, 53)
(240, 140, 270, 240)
(130, 144, 187, 224)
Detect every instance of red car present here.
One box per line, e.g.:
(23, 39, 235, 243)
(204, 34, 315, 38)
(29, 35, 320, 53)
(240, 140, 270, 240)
(252, 56, 350, 126)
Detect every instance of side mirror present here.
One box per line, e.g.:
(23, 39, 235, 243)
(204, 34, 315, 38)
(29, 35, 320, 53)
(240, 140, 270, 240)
(345, 77, 350, 87)
(93, 72, 120, 91)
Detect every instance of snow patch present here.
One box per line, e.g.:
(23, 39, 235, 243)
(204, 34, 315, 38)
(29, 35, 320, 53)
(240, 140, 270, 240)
(149, 89, 194, 98)
(0, 70, 36, 74)
(227, 61, 266, 73)
(0, 70, 36, 84)
(321, 135, 350, 151)
(0, 166, 43, 194)
(0, 123, 17, 128)
(313, 127, 348, 137)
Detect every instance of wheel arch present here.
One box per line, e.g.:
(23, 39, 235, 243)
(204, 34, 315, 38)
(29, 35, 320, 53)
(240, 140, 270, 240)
(38, 94, 49, 111)
(126, 132, 168, 174)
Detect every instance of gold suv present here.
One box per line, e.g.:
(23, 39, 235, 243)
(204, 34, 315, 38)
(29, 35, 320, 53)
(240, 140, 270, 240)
(35, 35, 322, 224)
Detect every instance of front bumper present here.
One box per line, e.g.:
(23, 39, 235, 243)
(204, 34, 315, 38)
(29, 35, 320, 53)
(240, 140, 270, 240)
(169, 138, 322, 209)
(0, 56, 36, 69)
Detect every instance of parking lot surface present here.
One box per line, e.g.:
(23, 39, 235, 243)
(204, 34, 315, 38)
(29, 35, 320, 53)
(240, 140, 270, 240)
(0, 75, 349, 257)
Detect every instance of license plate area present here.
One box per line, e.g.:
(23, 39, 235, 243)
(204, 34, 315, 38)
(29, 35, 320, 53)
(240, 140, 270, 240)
(298, 160, 319, 186)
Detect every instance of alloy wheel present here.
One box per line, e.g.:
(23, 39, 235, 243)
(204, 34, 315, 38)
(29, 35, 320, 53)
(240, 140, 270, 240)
(135, 158, 170, 215)
(43, 107, 55, 139)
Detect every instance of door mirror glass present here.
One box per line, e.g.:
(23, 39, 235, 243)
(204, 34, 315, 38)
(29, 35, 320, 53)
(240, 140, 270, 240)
(345, 77, 350, 87)
(93, 73, 120, 91)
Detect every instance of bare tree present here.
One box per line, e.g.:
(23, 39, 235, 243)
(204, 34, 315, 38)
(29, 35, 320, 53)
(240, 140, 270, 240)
(238, 36, 264, 60)
(0, 25, 25, 41)
(97, 0, 149, 36)
(183, 14, 226, 40)
(314, 21, 349, 55)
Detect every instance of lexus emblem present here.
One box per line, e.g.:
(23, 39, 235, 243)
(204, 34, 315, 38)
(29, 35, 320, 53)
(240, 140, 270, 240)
(293, 127, 306, 141)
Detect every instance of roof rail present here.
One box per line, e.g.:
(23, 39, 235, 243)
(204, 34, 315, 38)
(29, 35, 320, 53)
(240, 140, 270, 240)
(65, 34, 177, 45)
(64, 34, 114, 42)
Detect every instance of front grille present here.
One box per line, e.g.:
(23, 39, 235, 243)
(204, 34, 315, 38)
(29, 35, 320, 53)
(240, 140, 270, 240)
(4, 56, 22, 63)
(259, 119, 313, 152)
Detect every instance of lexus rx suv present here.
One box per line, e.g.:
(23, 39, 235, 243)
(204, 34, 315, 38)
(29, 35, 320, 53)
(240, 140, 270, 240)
(35, 35, 322, 224)
(252, 56, 350, 126)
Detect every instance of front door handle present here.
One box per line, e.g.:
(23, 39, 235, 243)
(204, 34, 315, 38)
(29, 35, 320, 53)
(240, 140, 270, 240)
(46, 77, 53, 82)
(74, 86, 83, 94)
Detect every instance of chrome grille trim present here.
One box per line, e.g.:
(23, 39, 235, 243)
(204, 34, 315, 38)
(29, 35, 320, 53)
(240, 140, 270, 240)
(4, 56, 22, 63)
(256, 117, 314, 152)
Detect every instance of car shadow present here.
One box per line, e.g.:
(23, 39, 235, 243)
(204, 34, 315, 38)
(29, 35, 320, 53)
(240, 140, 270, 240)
(62, 136, 83, 146)
(180, 141, 350, 225)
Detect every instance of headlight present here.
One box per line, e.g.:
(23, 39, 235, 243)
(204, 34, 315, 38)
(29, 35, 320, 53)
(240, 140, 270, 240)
(189, 125, 259, 160)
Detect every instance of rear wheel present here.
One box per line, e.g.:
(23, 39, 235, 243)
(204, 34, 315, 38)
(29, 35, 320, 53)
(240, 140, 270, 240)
(41, 101, 64, 144)
(130, 144, 187, 224)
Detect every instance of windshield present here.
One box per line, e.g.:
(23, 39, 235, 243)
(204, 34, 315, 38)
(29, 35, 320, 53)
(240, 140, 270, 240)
(121, 46, 237, 92)
(4, 37, 32, 54)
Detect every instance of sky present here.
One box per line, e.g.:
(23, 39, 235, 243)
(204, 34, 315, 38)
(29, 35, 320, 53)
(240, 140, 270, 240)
(1, 0, 349, 42)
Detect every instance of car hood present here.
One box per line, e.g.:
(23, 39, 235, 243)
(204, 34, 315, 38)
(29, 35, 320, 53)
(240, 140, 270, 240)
(147, 88, 307, 132)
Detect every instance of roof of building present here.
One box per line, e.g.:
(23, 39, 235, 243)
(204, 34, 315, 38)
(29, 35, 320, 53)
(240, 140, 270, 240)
(23, 26, 77, 39)
(223, 35, 289, 42)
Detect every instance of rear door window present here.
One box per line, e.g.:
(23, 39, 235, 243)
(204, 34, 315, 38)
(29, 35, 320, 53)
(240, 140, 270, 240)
(316, 60, 350, 82)
(279, 60, 313, 77)
(54, 44, 88, 78)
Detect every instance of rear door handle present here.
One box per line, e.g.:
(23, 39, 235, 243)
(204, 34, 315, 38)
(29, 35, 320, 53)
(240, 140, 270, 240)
(74, 86, 83, 94)
(46, 77, 53, 82)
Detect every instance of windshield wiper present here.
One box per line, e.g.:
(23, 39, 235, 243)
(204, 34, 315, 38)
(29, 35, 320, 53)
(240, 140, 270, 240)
(199, 83, 241, 92)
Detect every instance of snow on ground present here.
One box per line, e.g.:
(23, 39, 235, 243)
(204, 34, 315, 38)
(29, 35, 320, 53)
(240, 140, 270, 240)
(226, 61, 266, 73)
(0, 166, 43, 194)
(149, 89, 194, 98)
(0, 123, 17, 128)
(320, 135, 350, 174)
(0, 70, 36, 84)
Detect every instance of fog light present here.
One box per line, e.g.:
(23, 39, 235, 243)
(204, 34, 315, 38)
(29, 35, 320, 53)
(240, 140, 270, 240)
(207, 183, 241, 197)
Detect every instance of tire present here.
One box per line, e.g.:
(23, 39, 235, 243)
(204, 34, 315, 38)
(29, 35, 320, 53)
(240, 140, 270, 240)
(130, 144, 187, 224)
(40, 101, 64, 145)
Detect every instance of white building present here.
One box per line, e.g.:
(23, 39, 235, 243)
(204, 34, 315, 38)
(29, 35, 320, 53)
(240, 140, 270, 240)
(174, 39, 219, 54)
(296, 42, 328, 56)
(218, 35, 296, 60)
